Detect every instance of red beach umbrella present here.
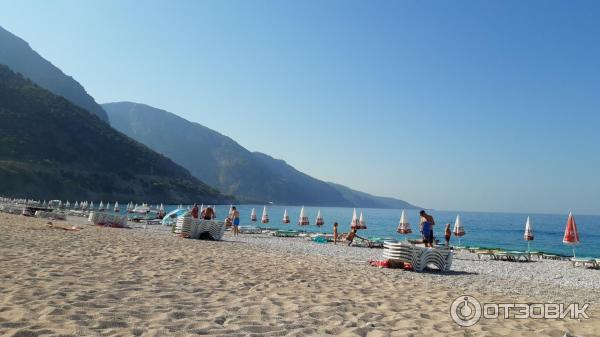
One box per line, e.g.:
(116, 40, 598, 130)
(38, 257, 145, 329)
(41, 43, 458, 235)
(563, 212, 580, 257)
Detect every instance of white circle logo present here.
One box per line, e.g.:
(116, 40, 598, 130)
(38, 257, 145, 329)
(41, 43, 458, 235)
(450, 295, 482, 327)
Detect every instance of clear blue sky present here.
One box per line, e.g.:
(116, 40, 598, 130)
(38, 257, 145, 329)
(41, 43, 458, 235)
(1, 0, 599, 214)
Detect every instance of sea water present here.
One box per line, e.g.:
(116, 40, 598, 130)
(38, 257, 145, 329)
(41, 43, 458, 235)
(184, 205, 598, 257)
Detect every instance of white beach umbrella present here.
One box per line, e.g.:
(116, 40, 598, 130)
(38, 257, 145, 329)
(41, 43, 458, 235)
(160, 203, 164, 211)
(74, 201, 79, 209)
(358, 211, 367, 229)
(65, 200, 70, 208)
(524, 216, 534, 252)
(350, 208, 359, 229)
(298, 206, 309, 226)
(178, 204, 183, 209)
(114, 201, 120, 213)
(106, 202, 111, 211)
(315, 209, 324, 226)
(99, 201, 104, 211)
(261, 206, 269, 224)
(250, 208, 257, 222)
(397, 210, 412, 234)
(282, 209, 290, 224)
(453, 215, 466, 246)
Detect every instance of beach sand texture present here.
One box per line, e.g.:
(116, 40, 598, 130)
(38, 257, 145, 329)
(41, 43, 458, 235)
(0, 213, 598, 337)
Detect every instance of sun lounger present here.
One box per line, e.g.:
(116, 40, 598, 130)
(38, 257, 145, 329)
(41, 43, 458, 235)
(475, 249, 498, 260)
(34, 210, 67, 220)
(494, 251, 531, 262)
(571, 257, 597, 268)
(88, 211, 128, 228)
(272, 230, 300, 237)
(238, 226, 262, 234)
(382, 241, 453, 272)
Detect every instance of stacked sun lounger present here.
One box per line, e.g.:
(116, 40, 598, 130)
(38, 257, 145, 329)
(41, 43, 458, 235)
(189, 219, 226, 240)
(88, 212, 128, 227)
(174, 216, 194, 237)
(173, 217, 226, 240)
(34, 210, 67, 220)
(382, 241, 453, 272)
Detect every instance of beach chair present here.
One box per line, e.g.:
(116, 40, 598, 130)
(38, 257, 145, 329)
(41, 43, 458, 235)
(495, 251, 530, 262)
(382, 241, 453, 272)
(571, 257, 597, 268)
(475, 249, 498, 260)
(272, 230, 300, 237)
(238, 226, 262, 234)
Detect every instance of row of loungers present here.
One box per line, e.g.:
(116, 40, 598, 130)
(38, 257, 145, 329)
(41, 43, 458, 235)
(472, 248, 600, 268)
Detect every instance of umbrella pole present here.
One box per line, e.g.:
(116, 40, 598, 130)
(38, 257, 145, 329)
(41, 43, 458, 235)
(527, 241, 530, 253)
(573, 247, 576, 258)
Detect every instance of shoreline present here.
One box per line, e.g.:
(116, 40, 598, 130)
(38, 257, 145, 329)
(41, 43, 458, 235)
(1, 213, 598, 336)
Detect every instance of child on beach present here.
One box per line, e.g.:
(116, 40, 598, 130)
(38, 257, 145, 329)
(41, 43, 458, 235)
(445, 223, 451, 246)
(333, 222, 339, 245)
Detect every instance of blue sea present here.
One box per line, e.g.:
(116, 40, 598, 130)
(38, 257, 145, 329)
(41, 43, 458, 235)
(131, 204, 600, 257)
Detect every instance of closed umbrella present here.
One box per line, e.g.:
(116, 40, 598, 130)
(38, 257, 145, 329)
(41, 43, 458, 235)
(453, 215, 465, 246)
(298, 206, 309, 226)
(282, 209, 290, 224)
(315, 209, 324, 226)
(397, 210, 412, 234)
(261, 206, 269, 224)
(563, 212, 580, 257)
(250, 208, 257, 222)
(524, 216, 534, 252)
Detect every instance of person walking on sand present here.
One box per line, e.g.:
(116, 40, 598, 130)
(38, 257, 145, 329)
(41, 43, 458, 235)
(444, 223, 452, 246)
(191, 204, 199, 219)
(333, 222, 339, 245)
(346, 226, 357, 246)
(419, 210, 435, 247)
(230, 206, 240, 236)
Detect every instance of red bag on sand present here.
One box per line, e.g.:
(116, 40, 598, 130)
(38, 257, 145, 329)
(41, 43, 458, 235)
(403, 263, 413, 270)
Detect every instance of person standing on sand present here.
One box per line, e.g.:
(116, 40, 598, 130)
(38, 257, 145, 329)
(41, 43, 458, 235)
(444, 223, 452, 246)
(419, 210, 435, 248)
(191, 204, 199, 219)
(230, 206, 240, 236)
(203, 207, 215, 220)
(333, 222, 339, 245)
(346, 226, 357, 246)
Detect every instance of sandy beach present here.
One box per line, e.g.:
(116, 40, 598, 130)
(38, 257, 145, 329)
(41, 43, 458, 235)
(0, 213, 598, 337)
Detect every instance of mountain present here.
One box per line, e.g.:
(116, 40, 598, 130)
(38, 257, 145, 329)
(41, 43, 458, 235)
(104, 101, 418, 209)
(326, 182, 418, 209)
(0, 25, 109, 123)
(0, 65, 229, 204)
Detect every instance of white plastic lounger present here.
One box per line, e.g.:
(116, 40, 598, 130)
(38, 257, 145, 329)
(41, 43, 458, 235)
(382, 241, 453, 272)
(238, 226, 262, 234)
(571, 257, 597, 268)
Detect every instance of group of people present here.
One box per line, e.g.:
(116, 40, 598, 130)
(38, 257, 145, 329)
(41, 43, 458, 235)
(189, 204, 241, 236)
(189, 204, 216, 220)
(419, 210, 452, 247)
(188, 205, 450, 247)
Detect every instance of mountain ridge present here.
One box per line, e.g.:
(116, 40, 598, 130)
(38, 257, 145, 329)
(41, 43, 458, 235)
(0, 65, 230, 204)
(103, 101, 418, 209)
(0, 25, 109, 122)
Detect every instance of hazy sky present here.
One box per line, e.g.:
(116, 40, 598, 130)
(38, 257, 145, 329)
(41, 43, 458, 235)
(1, 0, 599, 214)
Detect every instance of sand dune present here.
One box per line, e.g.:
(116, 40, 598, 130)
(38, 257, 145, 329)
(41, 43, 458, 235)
(0, 213, 597, 336)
